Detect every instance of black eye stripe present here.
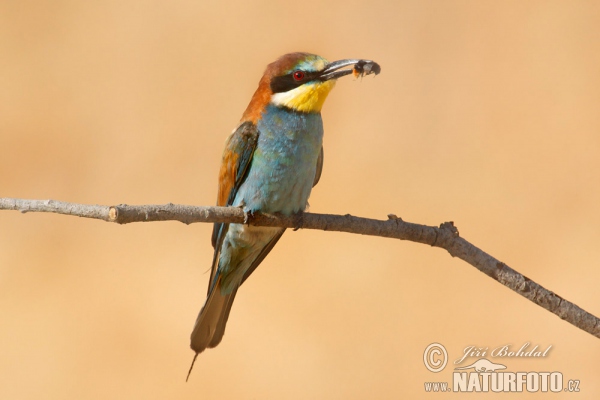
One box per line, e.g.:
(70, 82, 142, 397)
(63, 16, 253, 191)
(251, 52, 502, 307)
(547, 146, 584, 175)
(270, 71, 320, 93)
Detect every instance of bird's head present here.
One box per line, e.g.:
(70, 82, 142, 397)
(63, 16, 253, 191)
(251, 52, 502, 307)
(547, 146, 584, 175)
(242, 52, 380, 122)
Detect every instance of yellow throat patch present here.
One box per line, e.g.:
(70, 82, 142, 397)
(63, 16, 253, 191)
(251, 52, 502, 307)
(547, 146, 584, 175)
(270, 80, 337, 113)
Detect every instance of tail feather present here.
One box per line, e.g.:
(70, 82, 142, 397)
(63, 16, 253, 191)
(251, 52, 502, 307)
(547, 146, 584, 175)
(208, 290, 237, 348)
(190, 277, 238, 354)
(187, 227, 286, 380)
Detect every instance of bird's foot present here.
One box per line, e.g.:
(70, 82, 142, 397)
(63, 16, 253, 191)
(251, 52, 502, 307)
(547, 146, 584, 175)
(243, 209, 255, 226)
(293, 210, 305, 231)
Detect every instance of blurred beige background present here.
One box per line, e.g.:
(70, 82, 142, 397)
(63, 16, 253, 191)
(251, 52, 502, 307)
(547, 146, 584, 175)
(1, 0, 599, 398)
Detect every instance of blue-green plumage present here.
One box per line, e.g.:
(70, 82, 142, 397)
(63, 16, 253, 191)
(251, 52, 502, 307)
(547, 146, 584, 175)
(190, 105, 325, 358)
(188, 53, 380, 377)
(220, 106, 323, 292)
(235, 105, 323, 214)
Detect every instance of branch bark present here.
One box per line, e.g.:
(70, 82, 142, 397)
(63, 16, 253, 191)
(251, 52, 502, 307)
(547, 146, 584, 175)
(2, 197, 599, 339)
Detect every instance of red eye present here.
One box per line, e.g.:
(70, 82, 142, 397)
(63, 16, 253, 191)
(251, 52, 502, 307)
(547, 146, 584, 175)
(293, 70, 305, 81)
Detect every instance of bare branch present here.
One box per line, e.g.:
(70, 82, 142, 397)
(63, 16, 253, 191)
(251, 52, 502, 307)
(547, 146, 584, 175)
(2, 197, 599, 339)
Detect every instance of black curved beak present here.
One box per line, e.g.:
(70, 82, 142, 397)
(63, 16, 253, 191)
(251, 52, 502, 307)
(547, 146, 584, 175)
(319, 59, 381, 81)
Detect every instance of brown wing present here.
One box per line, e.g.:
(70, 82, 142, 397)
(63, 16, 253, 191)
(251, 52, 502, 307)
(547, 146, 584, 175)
(208, 122, 259, 294)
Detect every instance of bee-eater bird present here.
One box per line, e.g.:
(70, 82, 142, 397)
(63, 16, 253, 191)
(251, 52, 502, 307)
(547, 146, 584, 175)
(188, 52, 380, 378)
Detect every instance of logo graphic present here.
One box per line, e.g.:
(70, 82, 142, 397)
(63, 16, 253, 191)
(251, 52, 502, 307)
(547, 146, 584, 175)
(423, 343, 448, 373)
(422, 342, 581, 393)
(454, 358, 507, 372)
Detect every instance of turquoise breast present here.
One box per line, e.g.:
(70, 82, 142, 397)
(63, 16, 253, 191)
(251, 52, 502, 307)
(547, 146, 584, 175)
(233, 105, 324, 214)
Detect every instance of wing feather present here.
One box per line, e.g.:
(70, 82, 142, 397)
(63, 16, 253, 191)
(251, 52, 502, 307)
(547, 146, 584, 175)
(208, 122, 259, 294)
(313, 146, 324, 187)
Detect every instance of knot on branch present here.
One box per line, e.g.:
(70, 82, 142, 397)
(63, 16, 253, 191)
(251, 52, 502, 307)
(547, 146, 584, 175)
(108, 206, 119, 222)
(387, 213, 403, 222)
(439, 221, 459, 237)
(430, 221, 460, 247)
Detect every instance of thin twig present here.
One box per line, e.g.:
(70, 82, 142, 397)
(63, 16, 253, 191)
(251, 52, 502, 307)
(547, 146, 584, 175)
(2, 197, 599, 339)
